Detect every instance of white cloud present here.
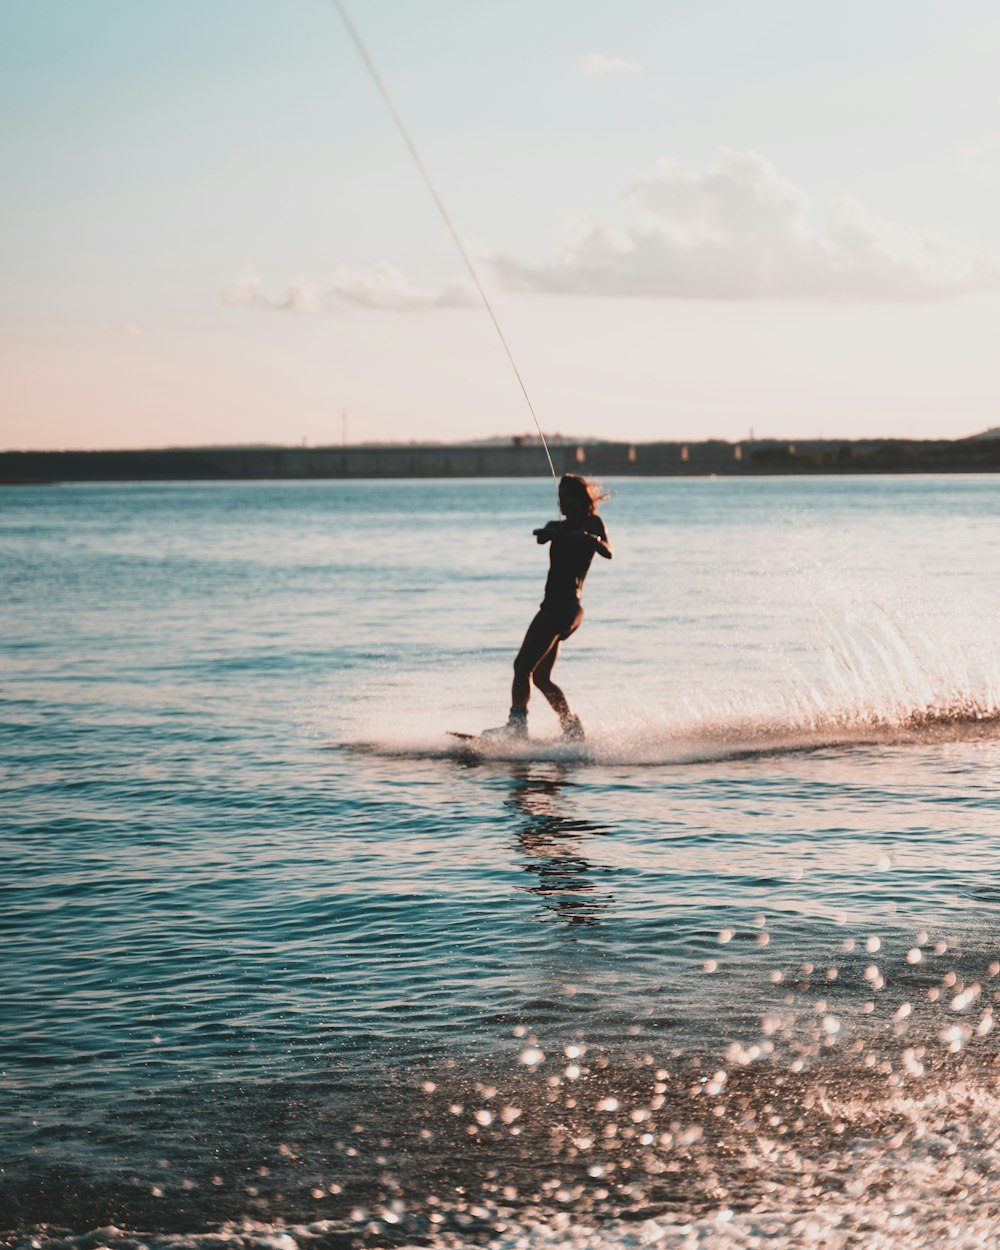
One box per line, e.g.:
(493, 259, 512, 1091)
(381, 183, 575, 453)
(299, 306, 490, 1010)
(223, 265, 320, 315)
(223, 263, 261, 307)
(576, 53, 642, 78)
(491, 149, 1000, 302)
(270, 279, 323, 315)
(223, 262, 476, 314)
(331, 262, 477, 311)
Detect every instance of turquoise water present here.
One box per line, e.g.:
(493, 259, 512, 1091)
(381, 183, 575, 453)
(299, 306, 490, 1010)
(3, 476, 1000, 1248)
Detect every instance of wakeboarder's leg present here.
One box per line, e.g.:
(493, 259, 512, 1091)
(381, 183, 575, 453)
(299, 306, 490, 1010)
(532, 644, 584, 740)
(501, 612, 561, 736)
(531, 643, 569, 719)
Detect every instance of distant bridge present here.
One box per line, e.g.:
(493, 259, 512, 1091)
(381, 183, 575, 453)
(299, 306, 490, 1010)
(2, 436, 998, 483)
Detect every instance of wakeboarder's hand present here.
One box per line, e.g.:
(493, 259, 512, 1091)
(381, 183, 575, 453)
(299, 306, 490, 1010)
(533, 521, 562, 543)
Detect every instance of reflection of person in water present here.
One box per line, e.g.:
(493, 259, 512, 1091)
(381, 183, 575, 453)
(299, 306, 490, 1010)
(488, 475, 612, 742)
(506, 763, 614, 927)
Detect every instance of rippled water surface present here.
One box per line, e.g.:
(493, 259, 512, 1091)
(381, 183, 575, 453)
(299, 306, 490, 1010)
(3, 475, 1000, 1249)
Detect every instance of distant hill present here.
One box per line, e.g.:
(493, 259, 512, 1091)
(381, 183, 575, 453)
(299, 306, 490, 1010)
(966, 427, 1000, 441)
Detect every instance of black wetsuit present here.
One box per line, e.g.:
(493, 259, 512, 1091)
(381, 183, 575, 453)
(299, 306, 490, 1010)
(511, 512, 611, 723)
(539, 514, 608, 637)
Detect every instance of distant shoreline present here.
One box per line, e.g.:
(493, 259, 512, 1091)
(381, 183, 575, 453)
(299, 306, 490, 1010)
(1, 435, 998, 483)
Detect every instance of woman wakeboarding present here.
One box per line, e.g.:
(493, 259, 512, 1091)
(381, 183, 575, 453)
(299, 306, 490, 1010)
(334, 10, 612, 747)
(488, 474, 613, 742)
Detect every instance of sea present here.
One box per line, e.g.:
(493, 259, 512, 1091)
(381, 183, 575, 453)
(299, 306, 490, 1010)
(3, 474, 1000, 1250)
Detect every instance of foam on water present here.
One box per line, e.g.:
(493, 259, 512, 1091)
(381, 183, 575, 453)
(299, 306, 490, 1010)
(17, 895, 998, 1246)
(13, 1054, 1000, 1249)
(17, 1196, 1000, 1250)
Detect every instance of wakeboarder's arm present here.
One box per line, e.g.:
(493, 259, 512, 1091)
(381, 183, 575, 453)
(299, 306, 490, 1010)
(534, 518, 613, 558)
(589, 517, 613, 560)
(533, 521, 561, 544)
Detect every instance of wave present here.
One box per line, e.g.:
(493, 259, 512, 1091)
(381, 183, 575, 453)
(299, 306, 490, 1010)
(23, 1202, 1000, 1250)
(19, 1057, 1000, 1250)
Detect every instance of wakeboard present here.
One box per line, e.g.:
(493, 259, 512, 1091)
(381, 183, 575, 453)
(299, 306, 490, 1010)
(446, 730, 526, 752)
(446, 730, 503, 747)
(443, 730, 592, 762)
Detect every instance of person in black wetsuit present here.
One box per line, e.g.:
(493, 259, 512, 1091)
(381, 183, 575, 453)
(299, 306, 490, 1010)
(490, 474, 612, 741)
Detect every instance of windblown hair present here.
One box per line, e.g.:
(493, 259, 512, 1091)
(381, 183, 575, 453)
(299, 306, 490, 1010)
(559, 474, 609, 517)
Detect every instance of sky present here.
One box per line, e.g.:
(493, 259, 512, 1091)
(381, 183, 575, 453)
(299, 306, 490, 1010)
(2, 0, 1000, 450)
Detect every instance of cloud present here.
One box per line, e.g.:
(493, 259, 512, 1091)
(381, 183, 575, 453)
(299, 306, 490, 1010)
(223, 263, 261, 307)
(331, 262, 477, 311)
(270, 279, 323, 315)
(223, 265, 321, 315)
(576, 53, 643, 78)
(223, 262, 476, 314)
(490, 149, 1000, 302)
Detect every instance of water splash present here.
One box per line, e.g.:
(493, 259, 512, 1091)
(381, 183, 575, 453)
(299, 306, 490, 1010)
(341, 606, 1000, 766)
(342, 696, 1000, 768)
